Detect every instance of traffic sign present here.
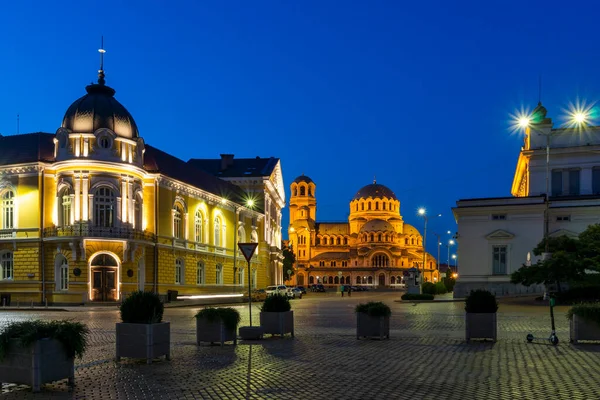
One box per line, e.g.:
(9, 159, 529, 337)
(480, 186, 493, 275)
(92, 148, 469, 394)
(238, 242, 258, 262)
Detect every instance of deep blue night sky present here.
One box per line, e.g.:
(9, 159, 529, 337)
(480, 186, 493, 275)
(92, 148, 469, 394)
(1, 0, 599, 257)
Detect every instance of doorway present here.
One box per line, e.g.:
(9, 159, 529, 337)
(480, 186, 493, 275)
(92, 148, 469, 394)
(91, 267, 117, 301)
(378, 273, 386, 287)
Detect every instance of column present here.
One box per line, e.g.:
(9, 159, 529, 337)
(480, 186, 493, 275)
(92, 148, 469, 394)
(82, 175, 89, 222)
(121, 142, 127, 162)
(121, 179, 127, 224)
(69, 194, 75, 225)
(88, 194, 94, 223)
(74, 174, 81, 222)
(75, 136, 81, 157)
(116, 198, 122, 227)
(128, 180, 134, 226)
(83, 137, 89, 157)
(54, 195, 60, 226)
(184, 212, 189, 240)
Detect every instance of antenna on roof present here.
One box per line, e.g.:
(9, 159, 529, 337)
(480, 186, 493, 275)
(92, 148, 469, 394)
(373, 175, 376, 184)
(16, 113, 19, 134)
(98, 36, 106, 85)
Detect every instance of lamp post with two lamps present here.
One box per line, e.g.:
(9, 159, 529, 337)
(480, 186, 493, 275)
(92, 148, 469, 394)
(227, 197, 255, 286)
(417, 208, 441, 285)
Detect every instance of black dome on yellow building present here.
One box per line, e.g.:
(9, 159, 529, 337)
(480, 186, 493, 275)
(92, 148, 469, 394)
(293, 174, 314, 184)
(353, 182, 397, 200)
(62, 80, 139, 139)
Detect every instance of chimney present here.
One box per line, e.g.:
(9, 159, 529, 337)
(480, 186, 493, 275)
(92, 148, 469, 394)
(220, 154, 234, 170)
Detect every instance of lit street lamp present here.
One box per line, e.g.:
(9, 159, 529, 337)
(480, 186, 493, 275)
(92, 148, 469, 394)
(446, 239, 455, 270)
(418, 208, 441, 285)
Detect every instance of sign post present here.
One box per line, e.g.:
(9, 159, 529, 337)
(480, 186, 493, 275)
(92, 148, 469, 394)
(238, 242, 258, 327)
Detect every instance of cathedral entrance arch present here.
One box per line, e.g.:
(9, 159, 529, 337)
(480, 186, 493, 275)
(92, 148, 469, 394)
(89, 252, 120, 302)
(378, 273, 386, 287)
(297, 273, 305, 286)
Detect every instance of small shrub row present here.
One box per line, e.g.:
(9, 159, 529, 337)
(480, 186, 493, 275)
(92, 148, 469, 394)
(195, 307, 241, 331)
(355, 301, 391, 317)
(422, 281, 448, 295)
(567, 303, 600, 326)
(401, 293, 434, 301)
(555, 286, 600, 305)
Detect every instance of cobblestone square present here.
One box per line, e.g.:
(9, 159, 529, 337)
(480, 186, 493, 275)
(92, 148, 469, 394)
(1, 292, 599, 399)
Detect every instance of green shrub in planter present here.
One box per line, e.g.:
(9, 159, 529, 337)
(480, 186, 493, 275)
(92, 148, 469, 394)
(0, 320, 89, 361)
(434, 281, 447, 295)
(567, 303, 600, 326)
(120, 290, 164, 324)
(355, 302, 391, 317)
(421, 282, 436, 295)
(261, 293, 291, 312)
(465, 290, 498, 313)
(195, 307, 241, 331)
(401, 293, 434, 300)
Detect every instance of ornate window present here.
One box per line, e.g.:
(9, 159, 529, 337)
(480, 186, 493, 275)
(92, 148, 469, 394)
(372, 254, 389, 267)
(215, 263, 223, 284)
(195, 210, 203, 243)
(214, 216, 223, 247)
(58, 187, 72, 227)
(56, 255, 68, 290)
(134, 192, 143, 230)
(173, 205, 183, 239)
(175, 258, 184, 284)
(0, 251, 13, 280)
(196, 262, 205, 285)
(1, 190, 15, 230)
(94, 187, 115, 228)
(300, 186, 305, 196)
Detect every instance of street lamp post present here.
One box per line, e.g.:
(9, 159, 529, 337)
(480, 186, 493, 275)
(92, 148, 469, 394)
(432, 232, 442, 270)
(446, 239, 455, 270)
(418, 209, 441, 285)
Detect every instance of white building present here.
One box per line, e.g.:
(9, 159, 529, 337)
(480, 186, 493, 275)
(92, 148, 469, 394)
(452, 102, 600, 297)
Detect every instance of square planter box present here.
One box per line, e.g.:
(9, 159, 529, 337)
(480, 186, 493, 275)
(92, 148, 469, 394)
(570, 315, 600, 344)
(260, 311, 294, 337)
(196, 318, 237, 346)
(465, 313, 497, 342)
(116, 322, 170, 364)
(356, 313, 390, 340)
(0, 338, 74, 392)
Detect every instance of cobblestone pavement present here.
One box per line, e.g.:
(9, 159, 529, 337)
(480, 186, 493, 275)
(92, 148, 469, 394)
(1, 292, 599, 399)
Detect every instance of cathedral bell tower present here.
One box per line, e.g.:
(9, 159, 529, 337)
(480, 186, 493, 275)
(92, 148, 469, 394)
(288, 175, 317, 265)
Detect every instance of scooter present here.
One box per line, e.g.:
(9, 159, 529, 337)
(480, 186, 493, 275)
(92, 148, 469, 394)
(526, 293, 559, 345)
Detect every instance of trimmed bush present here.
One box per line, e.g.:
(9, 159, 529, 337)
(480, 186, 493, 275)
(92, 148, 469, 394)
(422, 282, 436, 295)
(120, 291, 164, 324)
(465, 290, 498, 313)
(195, 307, 241, 331)
(444, 276, 456, 292)
(434, 281, 447, 295)
(556, 286, 600, 305)
(0, 320, 89, 361)
(567, 303, 600, 326)
(261, 293, 291, 312)
(401, 293, 434, 301)
(355, 302, 391, 317)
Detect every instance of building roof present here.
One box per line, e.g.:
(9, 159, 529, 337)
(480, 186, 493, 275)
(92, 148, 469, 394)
(311, 251, 351, 261)
(316, 222, 349, 235)
(0, 132, 55, 166)
(352, 182, 397, 201)
(187, 155, 279, 178)
(360, 219, 394, 233)
(293, 174, 314, 184)
(144, 145, 260, 209)
(62, 82, 139, 139)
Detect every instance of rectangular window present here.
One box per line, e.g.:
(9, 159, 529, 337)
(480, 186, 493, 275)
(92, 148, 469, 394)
(216, 264, 223, 285)
(556, 216, 571, 222)
(196, 263, 204, 285)
(593, 168, 600, 194)
(491, 214, 506, 220)
(492, 246, 507, 275)
(1, 191, 14, 230)
(568, 169, 580, 195)
(1, 252, 13, 280)
(175, 260, 183, 284)
(60, 265, 69, 290)
(551, 170, 562, 196)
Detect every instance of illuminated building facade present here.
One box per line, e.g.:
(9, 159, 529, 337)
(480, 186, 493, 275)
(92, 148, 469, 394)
(287, 175, 439, 287)
(0, 69, 285, 305)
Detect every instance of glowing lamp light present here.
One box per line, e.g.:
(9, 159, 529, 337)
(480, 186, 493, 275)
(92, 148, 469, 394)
(246, 199, 255, 207)
(452, 273, 458, 279)
(418, 208, 426, 216)
(518, 117, 531, 128)
(98, 48, 106, 54)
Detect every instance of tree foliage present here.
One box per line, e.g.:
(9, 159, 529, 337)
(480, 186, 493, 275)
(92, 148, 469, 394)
(510, 224, 600, 291)
(282, 242, 296, 281)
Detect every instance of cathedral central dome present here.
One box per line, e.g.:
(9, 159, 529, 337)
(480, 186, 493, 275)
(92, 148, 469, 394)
(61, 82, 139, 139)
(360, 219, 395, 232)
(353, 182, 397, 201)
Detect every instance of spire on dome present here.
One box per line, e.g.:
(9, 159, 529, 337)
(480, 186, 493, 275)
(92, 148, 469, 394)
(98, 36, 106, 85)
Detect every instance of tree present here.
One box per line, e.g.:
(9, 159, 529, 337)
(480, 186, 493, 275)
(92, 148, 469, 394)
(578, 224, 600, 272)
(282, 243, 296, 281)
(510, 233, 588, 292)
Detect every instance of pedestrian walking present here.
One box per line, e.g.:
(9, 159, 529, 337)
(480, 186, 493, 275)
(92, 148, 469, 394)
(340, 284, 345, 297)
(347, 285, 351, 297)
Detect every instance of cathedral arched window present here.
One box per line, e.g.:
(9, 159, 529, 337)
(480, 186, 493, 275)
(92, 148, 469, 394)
(370, 234, 374, 241)
(214, 216, 222, 247)
(368, 202, 371, 210)
(300, 186, 305, 196)
(344, 237, 348, 245)
(411, 238, 415, 245)
(316, 237, 320, 245)
(173, 203, 184, 239)
(94, 187, 116, 228)
(361, 203, 364, 211)
(405, 238, 408, 245)
(308, 188, 312, 196)
(383, 202, 386, 210)
(378, 234, 382, 241)
(336, 237, 341, 245)
(375, 202, 379, 210)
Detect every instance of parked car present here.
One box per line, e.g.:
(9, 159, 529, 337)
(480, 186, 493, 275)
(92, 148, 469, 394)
(310, 284, 326, 292)
(266, 285, 289, 296)
(290, 287, 303, 299)
(244, 289, 267, 302)
(296, 286, 307, 295)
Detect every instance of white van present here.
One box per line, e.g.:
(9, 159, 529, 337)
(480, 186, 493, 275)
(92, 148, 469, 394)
(265, 285, 293, 297)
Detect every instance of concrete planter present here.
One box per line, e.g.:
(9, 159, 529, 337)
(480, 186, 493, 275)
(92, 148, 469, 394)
(196, 318, 237, 346)
(238, 326, 264, 340)
(356, 313, 390, 340)
(115, 322, 170, 364)
(570, 315, 600, 344)
(465, 313, 497, 342)
(0, 338, 74, 392)
(259, 311, 294, 337)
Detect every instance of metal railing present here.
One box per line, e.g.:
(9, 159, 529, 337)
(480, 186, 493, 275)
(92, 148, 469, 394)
(43, 225, 155, 241)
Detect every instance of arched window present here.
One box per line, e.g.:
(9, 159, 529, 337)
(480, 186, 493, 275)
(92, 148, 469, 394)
(1, 190, 15, 230)
(411, 238, 415, 245)
(405, 238, 409, 245)
(309, 276, 314, 284)
(214, 216, 221, 247)
(334, 276, 339, 284)
(173, 204, 183, 239)
(383, 202, 387, 210)
(196, 262, 205, 285)
(368, 202, 371, 210)
(216, 263, 223, 284)
(316, 237, 321, 245)
(356, 276, 361, 284)
(372, 254, 389, 267)
(370, 234, 374, 242)
(55, 255, 68, 290)
(293, 188, 297, 196)
(94, 187, 115, 228)
(368, 276, 373, 284)
(345, 276, 350, 284)
(195, 210, 203, 243)
(300, 186, 305, 196)
(375, 202, 379, 210)
(378, 234, 382, 241)
(58, 187, 72, 227)
(308, 188, 312, 196)
(238, 267, 245, 286)
(238, 226, 246, 243)
(0, 251, 13, 280)
(355, 204, 358, 212)
(134, 192, 143, 230)
(344, 238, 348, 245)
(175, 258, 184, 284)
(361, 203, 364, 211)
(336, 237, 341, 245)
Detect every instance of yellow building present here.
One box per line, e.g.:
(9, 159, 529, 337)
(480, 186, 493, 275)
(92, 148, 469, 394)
(287, 175, 439, 287)
(0, 67, 285, 305)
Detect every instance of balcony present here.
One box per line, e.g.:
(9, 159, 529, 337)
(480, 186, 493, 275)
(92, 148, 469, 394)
(43, 225, 156, 241)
